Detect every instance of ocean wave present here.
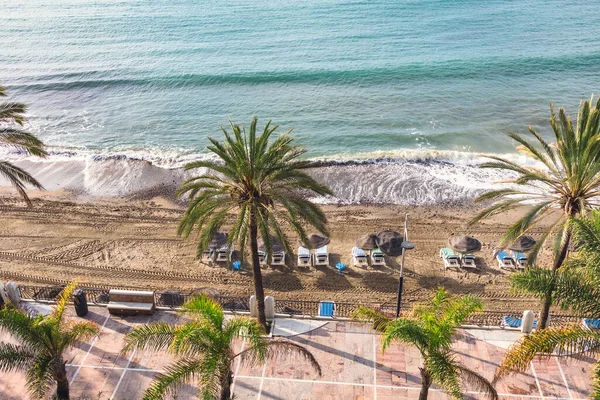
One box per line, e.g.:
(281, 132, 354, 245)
(0, 147, 520, 205)
(9, 52, 600, 92)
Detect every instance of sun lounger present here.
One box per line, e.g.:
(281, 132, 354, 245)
(495, 250, 515, 269)
(583, 318, 600, 330)
(460, 253, 477, 269)
(201, 249, 215, 263)
(313, 246, 329, 266)
(319, 301, 335, 317)
(440, 248, 460, 269)
(216, 245, 233, 263)
(271, 251, 286, 266)
(352, 247, 369, 267)
(511, 251, 528, 269)
(258, 250, 267, 265)
(501, 316, 537, 329)
(370, 248, 386, 266)
(297, 247, 311, 267)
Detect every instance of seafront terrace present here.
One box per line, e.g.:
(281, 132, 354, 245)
(0, 287, 594, 399)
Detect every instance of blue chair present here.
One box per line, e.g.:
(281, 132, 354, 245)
(335, 262, 347, 275)
(319, 301, 335, 317)
(501, 316, 537, 329)
(583, 318, 600, 329)
(232, 260, 242, 273)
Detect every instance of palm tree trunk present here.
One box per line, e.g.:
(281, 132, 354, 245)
(418, 367, 431, 400)
(55, 359, 70, 400)
(539, 228, 572, 329)
(249, 212, 268, 330)
(220, 370, 233, 400)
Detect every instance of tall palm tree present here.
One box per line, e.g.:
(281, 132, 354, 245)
(177, 117, 332, 329)
(354, 288, 498, 400)
(122, 295, 321, 400)
(470, 96, 600, 328)
(497, 212, 600, 398)
(0, 85, 47, 205)
(0, 282, 99, 399)
(510, 212, 600, 319)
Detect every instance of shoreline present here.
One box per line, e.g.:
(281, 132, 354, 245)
(0, 190, 555, 314)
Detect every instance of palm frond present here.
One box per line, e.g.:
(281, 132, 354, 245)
(50, 282, 76, 323)
(0, 129, 48, 157)
(425, 350, 462, 399)
(122, 322, 177, 355)
(496, 326, 600, 380)
(142, 358, 205, 400)
(0, 342, 35, 372)
(382, 318, 428, 353)
(25, 353, 54, 400)
(0, 161, 44, 206)
(351, 306, 392, 332)
(181, 295, 224, 330)
(457, 364, 498, 400)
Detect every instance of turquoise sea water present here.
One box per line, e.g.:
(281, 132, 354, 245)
(2, 0, 600, 203)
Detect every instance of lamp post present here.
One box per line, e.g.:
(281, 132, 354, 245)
(396, 213, 414, 318)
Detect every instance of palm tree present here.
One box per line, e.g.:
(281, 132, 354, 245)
(0, 282, 99, 399)
(496, 212, 600, 397)
(122, 295, 321, 400)
(496, 326, 600, 398)
(354, 288, 498, 400)
(177, 117, 332, 329)
(510, 212, 600, 319)
(0, 85, 47, 205)
(470, 96, 600, 328)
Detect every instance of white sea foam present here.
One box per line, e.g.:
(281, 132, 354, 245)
(0, 147, 524, 204)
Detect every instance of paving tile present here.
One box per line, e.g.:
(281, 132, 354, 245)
(69, 366, 122, 399)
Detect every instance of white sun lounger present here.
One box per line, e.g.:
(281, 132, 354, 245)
(313, 246, 329, 266)
(440, 248, 460, 269)
(297, 247, 311, 267)
(370, 249, 386, 266)
(258, 250, 267, 265)
(352, 246, 368, 267)
(460, 253, 477, 269)
(271, 250, 286, 266)
(216, 245, 233, 263)
(496, 250, 514, 269)
(510, 251, 527, 269)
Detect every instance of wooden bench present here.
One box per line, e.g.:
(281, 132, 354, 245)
(107, 289, 155, 316)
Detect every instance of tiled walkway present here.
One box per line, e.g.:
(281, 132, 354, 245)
(0, 305, 594, 399)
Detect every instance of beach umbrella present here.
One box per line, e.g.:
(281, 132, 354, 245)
(448, 235, 481, 253)
(376, 230, 404, 256)
(258, 236, 284, 252)
(355, 233, 378, 250)
(508, 236, 536, 252)
(209, 232, 228, 249)
(298, 233, 330, 249)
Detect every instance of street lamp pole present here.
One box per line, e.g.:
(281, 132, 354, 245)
(396, 213, 413, 318)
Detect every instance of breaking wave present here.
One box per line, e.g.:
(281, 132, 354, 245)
(0, 147, 525, 205)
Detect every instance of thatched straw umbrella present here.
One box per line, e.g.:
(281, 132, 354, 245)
(448, 235, 481, 253)
(355, 233, 378, 250)
(508, 236, 536, 252)
(298, 234, 330, 249)
(375, 230, 404, 256)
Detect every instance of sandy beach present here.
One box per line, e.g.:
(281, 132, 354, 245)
(0, 189, 557, 314)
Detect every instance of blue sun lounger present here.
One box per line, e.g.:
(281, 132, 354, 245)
(501, 316, 537, 329)
(496, 250, 515, 269)
(583, 318, 600, 330)
(510, 251, 528, 269)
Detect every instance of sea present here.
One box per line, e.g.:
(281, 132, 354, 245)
(2, 0, 599, 204)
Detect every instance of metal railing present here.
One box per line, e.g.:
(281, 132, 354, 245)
(14, 284, 587, 327)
